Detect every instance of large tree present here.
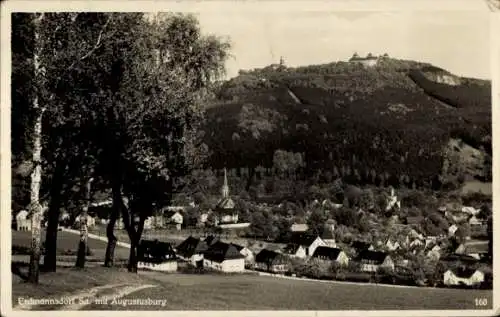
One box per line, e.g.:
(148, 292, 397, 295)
(92, 13, 231, 271)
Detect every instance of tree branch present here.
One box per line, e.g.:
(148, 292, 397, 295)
(78, 16, 111, 62)
(65, 15, 113, 73)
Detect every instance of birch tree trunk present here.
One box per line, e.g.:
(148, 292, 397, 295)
(76, 177, 93, 268)
(28, 13, 45, 284)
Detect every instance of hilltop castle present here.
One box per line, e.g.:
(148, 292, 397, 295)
(349, 52, 389, 67)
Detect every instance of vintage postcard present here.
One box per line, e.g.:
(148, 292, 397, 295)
(1, 0, 498, 316)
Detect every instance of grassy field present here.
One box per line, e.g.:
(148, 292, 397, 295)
(11, 229, 130, 261)
(89, 225, 286, 252)
(12, 267, 492, 311)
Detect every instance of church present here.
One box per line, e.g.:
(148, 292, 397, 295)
(214, 168, 239, 225)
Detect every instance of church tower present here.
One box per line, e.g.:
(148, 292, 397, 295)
(221, 168, 229, 198)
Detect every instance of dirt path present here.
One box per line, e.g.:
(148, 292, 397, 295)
(62, 284, 158, 310)
(14, 282, 158, 311)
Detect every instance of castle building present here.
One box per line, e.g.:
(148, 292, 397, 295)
(348, 52, 385, 68)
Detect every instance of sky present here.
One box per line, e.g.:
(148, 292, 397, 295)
(191, 10, 491, 80)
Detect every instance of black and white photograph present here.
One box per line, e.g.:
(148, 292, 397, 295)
(1, 0, 498, 315)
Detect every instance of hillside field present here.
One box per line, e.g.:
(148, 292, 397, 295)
(11, 266, 493, 311)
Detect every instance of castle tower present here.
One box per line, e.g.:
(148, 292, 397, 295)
(221, 168, 229, 198)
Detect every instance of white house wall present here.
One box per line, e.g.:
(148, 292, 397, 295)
(204, 258, 245, 272)
(444, 271, 484, 286)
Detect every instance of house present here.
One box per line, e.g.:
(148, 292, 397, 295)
(445, 211, 469, 223)
(426, 245, 442, 261)
(290, 223, 309, 232)
(448, 224, 458, 237)
(356, 250, 394, 273)
(408, 229, 424, 240)
(385, 239, 400, 252)
(284, 234, 326, 258)
(203, 241, 245, 272)
(214, 168, 238, 225)
(137, 240, 178, 272)
(443, 267, 484, 287)
(175, 236, 208, 267)
(74, 214, 96, 228)
(231, 243, 255, 267)
(198, 210, 211, 227)
(143, 216, 153, 230)
(116, 218, 124, 230)
(59, 211, 70, 226)
(425, 236, 438, 249)
(311, 246, 349, 267)
(163, 209, 183, 230)
(321, 199, 343, 209)
(455, 240, 489, 260)
(351, 241, 374, 253)
(151, 215, 166, 228)
(255, 249, 291, 273)
(468, 215, 483, 226)
(409, 238, 424, 249)
(15, 210, 31, 231)
(462, 206, 480, 216)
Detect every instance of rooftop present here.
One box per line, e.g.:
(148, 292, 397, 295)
(203, 241, 245, 262)
(312, 246, 343, 260)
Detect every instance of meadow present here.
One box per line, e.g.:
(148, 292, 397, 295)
(12, 266, 493, 311)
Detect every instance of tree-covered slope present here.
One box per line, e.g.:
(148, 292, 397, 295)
(201, 58, 491, 188)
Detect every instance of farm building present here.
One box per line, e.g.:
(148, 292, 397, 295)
(351, 241, 374, 255)
(175, 236, 208, 267)
(284, 234, 326, 258)
(232, 243, 255, 267)
(255, 249, 291, 273)
(137, 240, 178, 272)
(311, 246, 349, 267)
(163, 209, 184, 231)
(443, 267, 484, 287)
(356, 250, 394, 273)
(15, 210, 31, 231)
(290, 223, 309, 232)
(203, 241, 245, 272)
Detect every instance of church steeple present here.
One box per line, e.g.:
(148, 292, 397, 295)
(221, 168, 229, 198)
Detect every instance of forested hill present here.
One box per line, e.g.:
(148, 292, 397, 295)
(201, 57, 491, 189)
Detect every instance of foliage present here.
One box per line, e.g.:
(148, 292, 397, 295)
(202, 58, 491, 189)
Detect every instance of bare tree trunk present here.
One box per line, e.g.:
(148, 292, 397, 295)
(76, 177, 93, 268)
(104, 209, 118, 267)
(28, 14, 45, 283)
(104, 180, 122, 267)
(122, 198, 146, 273)
(127, 214, 145, 273)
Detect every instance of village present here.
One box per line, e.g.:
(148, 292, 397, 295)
(13, 168, 492, 289)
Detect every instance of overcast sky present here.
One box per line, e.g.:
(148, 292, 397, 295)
(194, 10, 491, 80)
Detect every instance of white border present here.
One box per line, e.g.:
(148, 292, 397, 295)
(1, 1, 499, 317)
